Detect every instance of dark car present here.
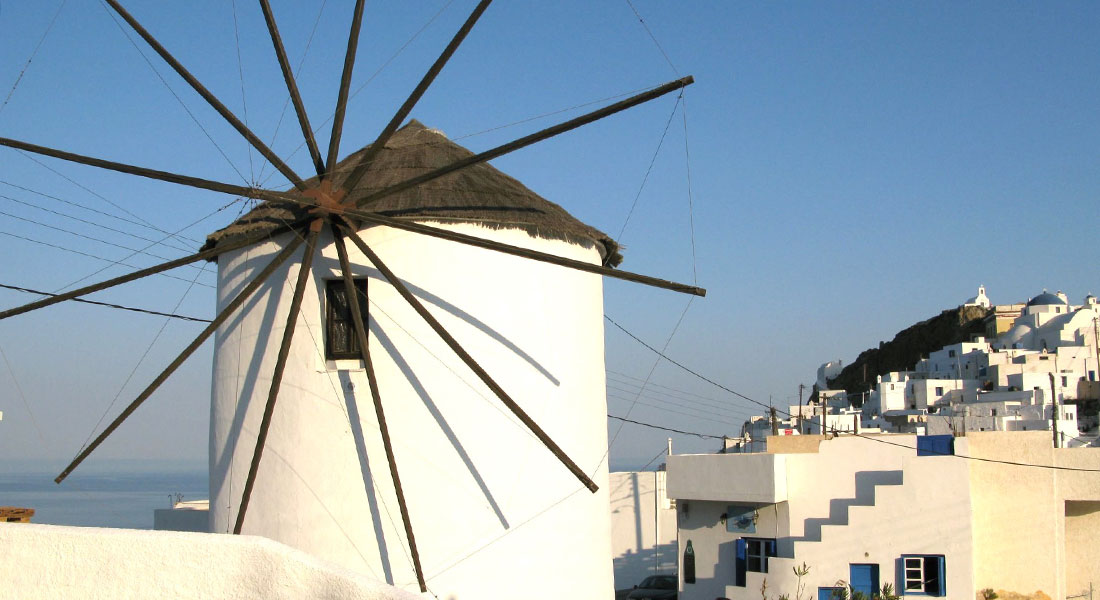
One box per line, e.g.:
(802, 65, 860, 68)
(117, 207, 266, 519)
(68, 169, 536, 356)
(625, 574, 677, 600)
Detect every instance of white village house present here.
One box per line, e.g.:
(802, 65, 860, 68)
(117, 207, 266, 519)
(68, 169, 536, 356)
(666, 431, 1100, 600)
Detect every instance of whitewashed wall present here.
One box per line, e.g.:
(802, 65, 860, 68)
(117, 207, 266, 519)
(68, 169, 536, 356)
(609, 471, 678, 590)
(0, 523, 418, 600)
(209, 223, 612, 599)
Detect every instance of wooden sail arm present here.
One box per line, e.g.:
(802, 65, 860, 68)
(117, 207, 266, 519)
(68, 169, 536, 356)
(338, 223, 600, 493)
(333, 228, 427, 592)
(0, 136, 291, 204)
(341, 211, 706, 297)
(337, 0, 494, 198)
(103, 0, 306, 190)
(55, 231, 308, 484)
(352, 75, 695, 208)
(326, 0, 367, 172)
(259, 0, 325, 178)
(0, 221, 305, 322)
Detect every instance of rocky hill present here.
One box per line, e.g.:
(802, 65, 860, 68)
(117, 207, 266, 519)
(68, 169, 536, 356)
(824, 304, 991, 402)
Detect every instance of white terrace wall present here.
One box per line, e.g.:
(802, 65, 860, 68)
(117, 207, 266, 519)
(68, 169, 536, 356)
(609, 471, 678, 590)
(0, 523, 417, 600)
(966, 431, 1100, 599)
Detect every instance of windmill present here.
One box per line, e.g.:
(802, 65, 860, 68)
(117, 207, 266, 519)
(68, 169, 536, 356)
(0, 1, 704, 597)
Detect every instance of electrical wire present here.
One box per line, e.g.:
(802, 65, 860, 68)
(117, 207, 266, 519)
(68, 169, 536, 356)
(0, 0, 68, 117)
(97, 0, 249, 185)
(257, 0, 327, 183)
(623, 0, 678, 75)
(606, 315, 1100, 473)
(0, 191, 194, 254)
(229, 0, 256, 183)
(258, 0, 455, 187)
(0, 179, 199, 244)
(75, 259, 211, 455)
(0, 207, 212, 278)
(617, 92, 682, 241)
(0, 228, 210, 287)
(11, 151, 204, 246)
(608, 414, 725, 440)
(54, 196, 243, 293)
(0, 282, 210, 322)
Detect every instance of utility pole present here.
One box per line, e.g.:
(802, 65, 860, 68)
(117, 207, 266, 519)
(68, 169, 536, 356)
(798, 383, 805, 434)
(769, 406, 779, 436)
(1049, 372, 1061, 448)
(1093, 315, 1099, 382)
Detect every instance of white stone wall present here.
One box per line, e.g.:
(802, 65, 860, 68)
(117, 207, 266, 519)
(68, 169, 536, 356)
(610, 471, 678, 590)
(0, 523, 418, 600)
(209, 223, 612, 598)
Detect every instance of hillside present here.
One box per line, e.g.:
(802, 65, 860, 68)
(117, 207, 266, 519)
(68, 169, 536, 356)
(825, 305, 991, 401)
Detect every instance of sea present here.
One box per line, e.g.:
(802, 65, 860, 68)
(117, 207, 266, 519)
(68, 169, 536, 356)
(0, 459, 208, 530)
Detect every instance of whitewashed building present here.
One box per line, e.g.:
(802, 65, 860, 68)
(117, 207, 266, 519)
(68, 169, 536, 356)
(204, 122, 618, 598)
(667, 431, 1100, 600)
(857, 289, 1099, 441)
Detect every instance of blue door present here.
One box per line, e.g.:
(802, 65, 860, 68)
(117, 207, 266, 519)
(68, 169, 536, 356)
(849, 563, 879, 598)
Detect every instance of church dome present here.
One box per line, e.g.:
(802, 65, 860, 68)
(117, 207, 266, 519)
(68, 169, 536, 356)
(1027, 291, 1066, 307)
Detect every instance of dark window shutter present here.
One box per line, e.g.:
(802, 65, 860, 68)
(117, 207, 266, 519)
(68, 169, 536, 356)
(325, 279, 368, 360)
(735, 538, 747, 587)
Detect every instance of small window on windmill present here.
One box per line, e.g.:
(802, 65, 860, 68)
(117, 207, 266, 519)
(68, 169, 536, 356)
(325, 279, 369, 361)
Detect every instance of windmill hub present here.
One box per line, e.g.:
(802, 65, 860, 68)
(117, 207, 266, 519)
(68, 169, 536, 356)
(302, 180, 348, 217)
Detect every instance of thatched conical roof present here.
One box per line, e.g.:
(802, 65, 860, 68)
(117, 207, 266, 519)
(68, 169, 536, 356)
(203, 120, 621, 266)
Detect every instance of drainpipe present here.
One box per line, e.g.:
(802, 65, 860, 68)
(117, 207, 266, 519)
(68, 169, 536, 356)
(1050, 372, 1061, 448)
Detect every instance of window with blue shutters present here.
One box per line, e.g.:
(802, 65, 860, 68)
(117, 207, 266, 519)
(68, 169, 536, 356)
(899, 555, 945, 596)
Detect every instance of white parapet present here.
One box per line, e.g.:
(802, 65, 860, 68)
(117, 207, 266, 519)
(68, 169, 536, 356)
(0, 523, 420, 600)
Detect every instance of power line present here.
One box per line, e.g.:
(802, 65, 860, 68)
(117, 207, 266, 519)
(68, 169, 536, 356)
(608, 414, 725, 440)
(607, 391, 744, 428)
(97, 0, 249, 184)
(606, 315, 1100, 473)
(0, 229, 212, 288)
(0, 0, 68, 117)
(623, 0, 678, 75)
(13, 151, 203, 246)
(607, 369, 757, 417)
(0, 282, 210, 322)
(0, 191, 194, 254)
(617, 92, 681, 241)
(0, 178, 201, 247)
(0, 207, 212, 278)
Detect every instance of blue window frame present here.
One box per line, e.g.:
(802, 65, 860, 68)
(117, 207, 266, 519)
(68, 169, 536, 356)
(818, 587, 844, 600)
(850, 563, 879, 597)
(734, 537, 776, 586)
(898, 555, 945, 596)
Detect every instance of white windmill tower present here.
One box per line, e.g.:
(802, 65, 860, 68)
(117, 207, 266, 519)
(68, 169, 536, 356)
(0, 1, 703, 598)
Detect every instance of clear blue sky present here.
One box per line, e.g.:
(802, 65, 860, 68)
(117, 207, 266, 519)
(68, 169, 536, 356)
(0, 1, 1096, 471)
